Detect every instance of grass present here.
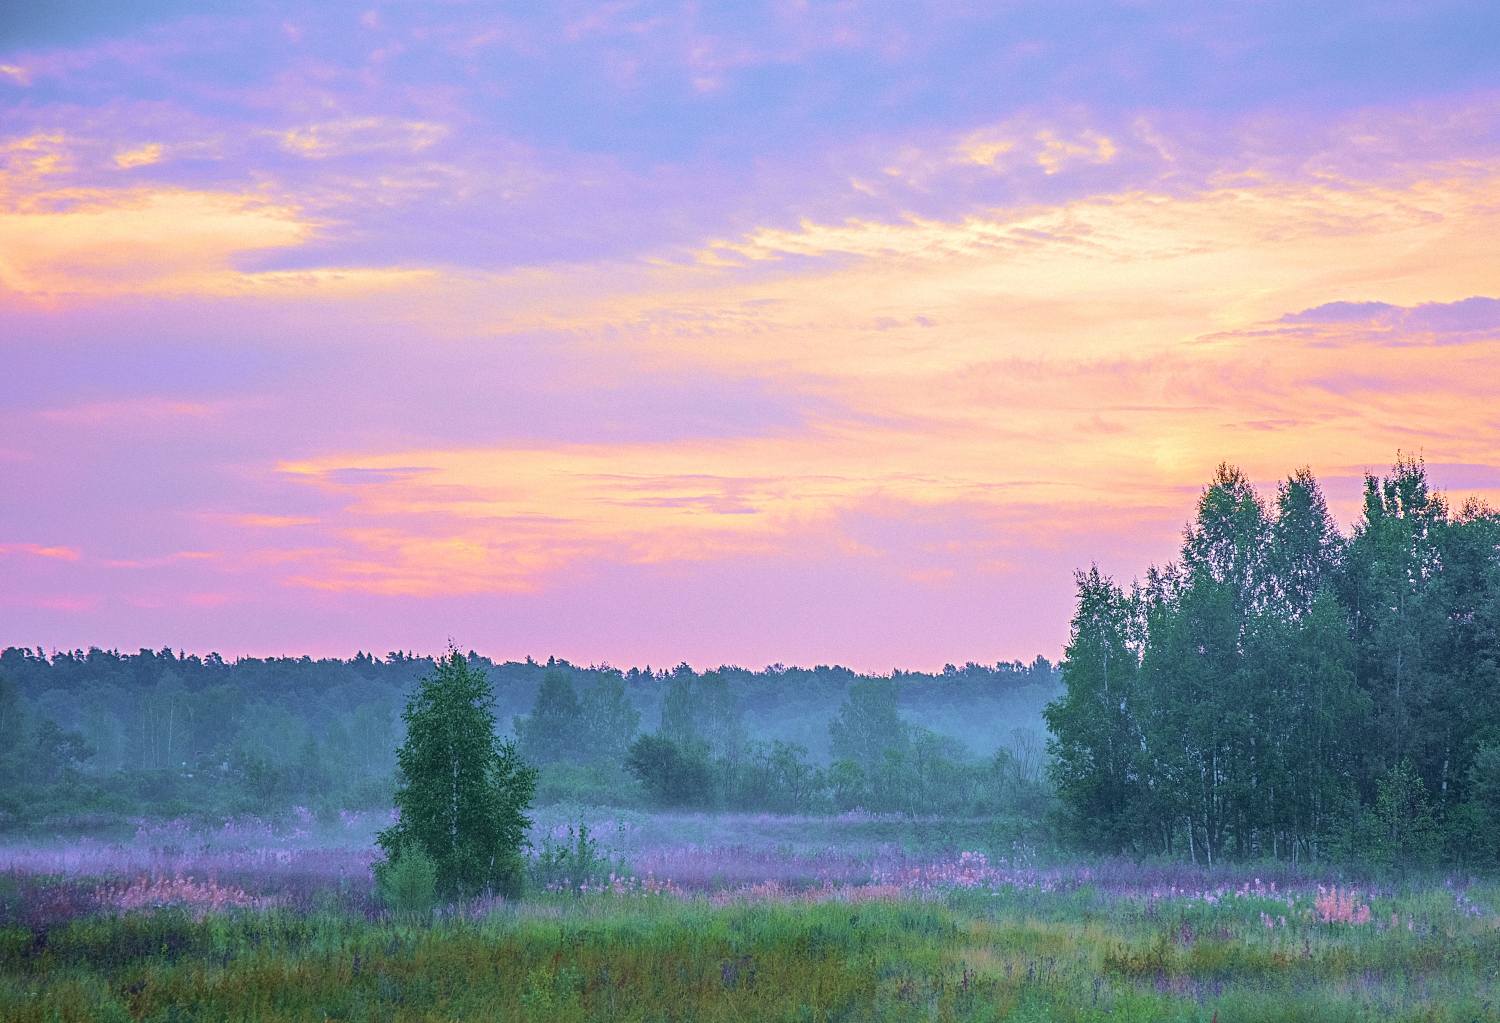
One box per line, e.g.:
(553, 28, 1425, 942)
(3, 881, 1499, 1022)
(4, 818, 1499, 1020)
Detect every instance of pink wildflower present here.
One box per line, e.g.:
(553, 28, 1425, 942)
(1314, 887, 1371, 924)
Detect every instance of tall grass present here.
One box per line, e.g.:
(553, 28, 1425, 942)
(3, 880, 1497, 1021)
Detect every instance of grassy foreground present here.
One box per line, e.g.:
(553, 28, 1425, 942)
(3, 886, 1498, 1022)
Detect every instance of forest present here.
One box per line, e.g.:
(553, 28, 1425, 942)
(1048, 455, 1500, 869)
(0, 643, 1058, 833)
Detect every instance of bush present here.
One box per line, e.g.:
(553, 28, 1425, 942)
(528, 823, 625, 893)
(624, 734, 715, 807)
(374, 844, 437, 919)
(533, 761, 641, 807)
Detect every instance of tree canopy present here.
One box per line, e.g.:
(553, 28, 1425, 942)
(1048, 455, 1500, 868)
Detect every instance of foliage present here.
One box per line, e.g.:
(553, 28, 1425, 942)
(730, 740, 825, 813)
(829, 675, 908, 769)
(527, 822, 625, 893)
(625, 733, 715, 807)
(1043, 566, 1142, 854)
(1049, 454, 1500, 868)
(0, 646, 1060, 829)
(374, 843, 438, 918)
(515, 669, 644, 770)
(513, 668, 583, 765)
(579, 672, 641, 763)
(378, 651, 537, 900)
(4, 876, 1500, 1022)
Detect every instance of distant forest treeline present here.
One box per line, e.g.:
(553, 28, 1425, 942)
(0, 646, 1058, 830)
(1049, 455, 1500, 870)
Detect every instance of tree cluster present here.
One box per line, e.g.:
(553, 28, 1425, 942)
(0, 642, 1058, 832)
(1047, 456, 1500, 868)
(512, 662, 1054, 821)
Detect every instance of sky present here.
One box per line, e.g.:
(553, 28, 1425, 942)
(3, 1, 1500, 671)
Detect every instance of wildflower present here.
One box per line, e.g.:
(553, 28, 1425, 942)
(1314, 888, 1371, 925)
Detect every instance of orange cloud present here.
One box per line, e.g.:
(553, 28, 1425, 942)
(12, 104, 1497, 605)
(236, 153, 1500, 597)
(0, 188, 309, 295)
(103, 551, 219, 569)
(226, 514, 322, 528)
(276, 117, 447, 159)
(114, 144, 163, 169)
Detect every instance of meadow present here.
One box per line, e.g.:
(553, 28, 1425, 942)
(3, 812, 1498, 1022)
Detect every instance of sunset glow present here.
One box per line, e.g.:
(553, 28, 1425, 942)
(4, 2, 1499, 667)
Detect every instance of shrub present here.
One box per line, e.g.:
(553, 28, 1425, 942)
(528, 823, 625, 893)
(374, 844, 438, 918)
(624, 734, 715, 807)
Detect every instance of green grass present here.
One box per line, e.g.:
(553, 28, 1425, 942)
(2, 886, 1498, 1021)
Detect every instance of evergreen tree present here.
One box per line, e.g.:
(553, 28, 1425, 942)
(378, 650, 537, 900)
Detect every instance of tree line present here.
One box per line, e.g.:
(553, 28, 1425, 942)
(0, 645, 1057, 830)
(510, 666, 1053, 822)
(1047, 455, 1500, 869)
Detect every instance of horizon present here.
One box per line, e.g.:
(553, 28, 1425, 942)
(5, 1, 1500, 670)
(3, 643, 1058, 681)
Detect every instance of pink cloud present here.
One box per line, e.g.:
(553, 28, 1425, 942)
(0, 543, 82, 560)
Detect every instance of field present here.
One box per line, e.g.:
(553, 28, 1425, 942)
(2, 813, 1498, 1022)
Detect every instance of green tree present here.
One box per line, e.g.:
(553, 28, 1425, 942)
(349, 701, 397, 777)
(514, 668, 582, 765)
(829, 676, 907, 770)
(1339, 454, 1448, 778)
(30, 718, 93, 785)
(0, 676, 27, 786)
(658, 664, 698, 747)
(693, 671, 746, 762)
(1461, 742, 1500, 863)
(579, 672, 640, 764)
(378, 650, 537, 900)
(1269, 466, 1343, 617)
(1266, 587, 1366, 862)
(624, 733, 714, 807)
(1368, 759, 1440, 873)
(1142, 465, 1274, 861)
(1045, 565, 1143, 853)
(827, 758, 867, 812)
(733, 739, 823, 813)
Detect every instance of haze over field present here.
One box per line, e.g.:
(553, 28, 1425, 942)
(4, 1, 1500, 668)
